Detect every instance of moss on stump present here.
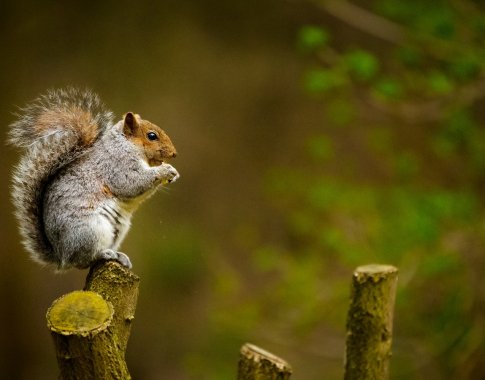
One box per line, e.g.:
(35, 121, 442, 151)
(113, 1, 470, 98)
(47, 290, 113, 335)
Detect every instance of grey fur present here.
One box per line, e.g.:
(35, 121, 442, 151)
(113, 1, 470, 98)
(9, 88, 179, 270)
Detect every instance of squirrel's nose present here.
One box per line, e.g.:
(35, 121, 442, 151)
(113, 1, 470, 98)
(171, 151, 177, 158)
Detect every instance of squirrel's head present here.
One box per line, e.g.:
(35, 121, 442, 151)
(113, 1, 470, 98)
(122, 112, 177, 166)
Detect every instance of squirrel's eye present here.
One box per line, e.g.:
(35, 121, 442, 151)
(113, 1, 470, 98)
(147, 132, 158, 141)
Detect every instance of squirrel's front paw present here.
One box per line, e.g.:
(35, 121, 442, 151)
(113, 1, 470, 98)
(97, 249, 133, 269)
(160, 163, 180, 184)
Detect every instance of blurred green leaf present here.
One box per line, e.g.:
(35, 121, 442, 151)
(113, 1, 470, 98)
(304, 68, 345, 93)
(373, 77, 403, 99)
(344, 49, 379, 81)
(426, 9, 455, 39)
(298, 25, 328, 52)
(428, 71, 454, 94)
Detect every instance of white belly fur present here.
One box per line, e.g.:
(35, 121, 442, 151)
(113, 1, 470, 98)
(95, 198, 132, 251)
(94, 186, 158, 251)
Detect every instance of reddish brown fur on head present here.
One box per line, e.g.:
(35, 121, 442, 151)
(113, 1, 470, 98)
(122, 112, 177, 166)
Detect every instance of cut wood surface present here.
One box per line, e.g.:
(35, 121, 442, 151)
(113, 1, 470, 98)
(238, 343, 292, 380)
(47, 260, 140, 380)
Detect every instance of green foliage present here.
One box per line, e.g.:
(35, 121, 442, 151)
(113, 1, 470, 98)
(427, 71, 453, 94)
(248, 1, 485, 377)
(344, 50, 379, 81)
(298, 25, 328, 52)
(304, 68, 345, 93)
(188, 2, 485, 378)
(373, 77, 404, 100)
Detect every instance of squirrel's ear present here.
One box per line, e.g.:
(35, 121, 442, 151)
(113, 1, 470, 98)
(123, 112, 138, 135)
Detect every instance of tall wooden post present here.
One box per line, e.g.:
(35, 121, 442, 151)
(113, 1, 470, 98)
(344, 264, 398, 379)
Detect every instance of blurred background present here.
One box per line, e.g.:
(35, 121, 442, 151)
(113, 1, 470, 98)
(1, 0, 485, 379)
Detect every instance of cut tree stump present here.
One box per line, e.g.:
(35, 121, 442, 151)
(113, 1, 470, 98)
(344, 264, 398, 380)
(47, 260, 140, 380)
(84, 260, 140, 354)
(238, 343, 292, 380)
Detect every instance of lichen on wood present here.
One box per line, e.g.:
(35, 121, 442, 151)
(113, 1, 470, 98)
(47, 260, 140, 380)
(47, 290, 113, 336)
(238, 343, 292, 380)
(344, 264, 398, 380)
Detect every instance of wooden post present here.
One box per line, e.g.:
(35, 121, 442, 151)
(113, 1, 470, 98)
(47, 260, 140, 379)
(238, 343, 292, 380)
(344, 264, 398, 380)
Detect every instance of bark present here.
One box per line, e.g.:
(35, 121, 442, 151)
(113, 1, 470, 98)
(47, 260, 140, 379)
(237, 343, 292, 380)
(84, 260, 140, 353)
(344, 264, 398, 380)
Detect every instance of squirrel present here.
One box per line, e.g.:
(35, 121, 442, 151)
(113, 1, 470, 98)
(8, 88, 180, 270)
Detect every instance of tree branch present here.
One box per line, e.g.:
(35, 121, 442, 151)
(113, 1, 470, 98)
(319, 0, 405, 44)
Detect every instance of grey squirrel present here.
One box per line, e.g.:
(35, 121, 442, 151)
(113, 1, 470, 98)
(9, 88, 180, 270)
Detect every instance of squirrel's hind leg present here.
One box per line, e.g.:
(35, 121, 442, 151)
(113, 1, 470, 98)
(52, 225, 132, 269)
(96, 249, 132, 269)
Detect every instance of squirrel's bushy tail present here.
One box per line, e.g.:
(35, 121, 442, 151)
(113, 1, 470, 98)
(9, 88, 114, 264)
